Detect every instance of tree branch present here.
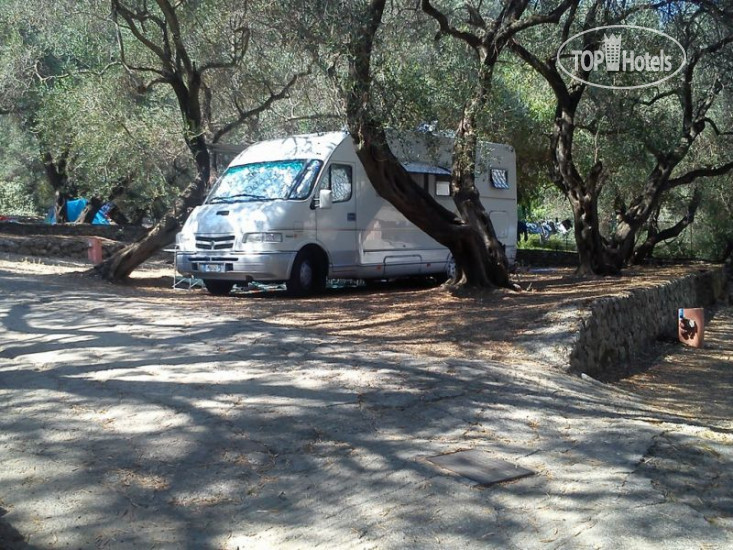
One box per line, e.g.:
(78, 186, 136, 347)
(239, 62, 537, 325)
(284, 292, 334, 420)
(421, 0, 481, 50)
(112, 1, 172, 72)
(632, 188, 701, 264)
(505, 0, 574, 36)
(667, 160, 733, 189)
(637, 89, 679, 106)
(155, 0, 194, 75)
(701, 117, 733, 136)
(509, 39, 571, 104)
(199, 26, 250, 73)
(212, 68, 308, 143)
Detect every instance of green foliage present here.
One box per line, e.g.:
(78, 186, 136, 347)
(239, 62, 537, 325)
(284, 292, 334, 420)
(517, 232, 577, 253)
(0, 0, 729, 263)
(0, 181, 40, 216)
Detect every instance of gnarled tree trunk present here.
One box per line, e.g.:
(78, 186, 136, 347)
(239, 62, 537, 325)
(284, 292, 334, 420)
(418, 0, 571, 286)
(346, 0, 514, 289)
(449, 63, 511, 286)
(42, 150, 73, 224)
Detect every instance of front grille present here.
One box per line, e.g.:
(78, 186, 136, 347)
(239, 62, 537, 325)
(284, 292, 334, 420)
(188, 256, 237, 262)
(195, 235, 235, 251)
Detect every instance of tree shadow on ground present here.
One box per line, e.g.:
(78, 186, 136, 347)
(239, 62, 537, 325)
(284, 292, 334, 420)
(0, 507, 32, 550)
(1, 268, 730, 548)
(610, 305, 733, 426)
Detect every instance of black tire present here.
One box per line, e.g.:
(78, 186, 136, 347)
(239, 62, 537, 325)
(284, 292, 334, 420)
(203, 279, 234, 296)
(287, 249, 326, 296)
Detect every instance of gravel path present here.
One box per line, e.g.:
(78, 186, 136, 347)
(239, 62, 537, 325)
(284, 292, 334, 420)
(0, 259, 731, 549)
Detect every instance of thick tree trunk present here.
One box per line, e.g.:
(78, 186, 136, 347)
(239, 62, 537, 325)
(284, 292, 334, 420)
(349, 109, 510, 291)
(346, 0, 513, 289)
(42, 151, 73, 224)
(450, 62, 511, 287)
(352, 128, 472, 247)
(568, 188, 620, 275)
(94, 214, 174, 278)
(53, 191, 68, 224)
(354, 134, 505, 288)
(549, 101, 621, 276)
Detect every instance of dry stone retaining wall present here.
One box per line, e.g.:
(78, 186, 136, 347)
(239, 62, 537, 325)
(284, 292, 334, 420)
(0, 234, 126, 261)
(0, 222, 150, 261)
(0, 221, 146, 241)
(570, 267, 728, 378)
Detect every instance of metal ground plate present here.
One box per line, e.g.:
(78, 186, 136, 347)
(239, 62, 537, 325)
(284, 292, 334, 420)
(426, 450, 534, 486)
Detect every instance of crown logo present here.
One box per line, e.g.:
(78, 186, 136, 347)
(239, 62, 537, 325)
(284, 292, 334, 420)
(603, 34, 622, 71)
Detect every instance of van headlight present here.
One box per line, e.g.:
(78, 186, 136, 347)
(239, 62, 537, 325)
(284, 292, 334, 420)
(176, 232, 195, 250)
(244, 232, 283, 243)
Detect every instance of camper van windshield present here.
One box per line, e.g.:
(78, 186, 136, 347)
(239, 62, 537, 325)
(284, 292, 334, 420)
(207, 160, 322, 203)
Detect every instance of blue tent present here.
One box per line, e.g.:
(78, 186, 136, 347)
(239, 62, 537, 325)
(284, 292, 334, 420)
(46, 198, 110, 225)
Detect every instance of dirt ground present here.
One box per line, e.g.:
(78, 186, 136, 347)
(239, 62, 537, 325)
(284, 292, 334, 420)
(614, 305, 733, 427)
(2, 252, 713, 358)
(1, 250, 732, 548)
(2, 250, 725, 370)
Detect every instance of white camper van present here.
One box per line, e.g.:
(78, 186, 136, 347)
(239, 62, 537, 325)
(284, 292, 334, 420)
(175, 131, 517, 295)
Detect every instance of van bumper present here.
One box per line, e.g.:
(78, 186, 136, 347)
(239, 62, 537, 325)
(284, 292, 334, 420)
(176, 251, 296, 282)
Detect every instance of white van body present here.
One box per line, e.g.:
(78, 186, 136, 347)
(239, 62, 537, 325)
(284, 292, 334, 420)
(175, 131, 517, 293)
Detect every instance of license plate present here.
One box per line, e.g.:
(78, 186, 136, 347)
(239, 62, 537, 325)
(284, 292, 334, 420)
(200, 263, 224, 273)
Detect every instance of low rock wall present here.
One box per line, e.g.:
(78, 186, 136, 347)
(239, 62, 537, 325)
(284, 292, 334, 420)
(0, 221, 146, 241)
(0, 234, 126, 261)
(570, 267, 728, 378)
(515, 249, 578, 267)
(0, 222, 148, 262)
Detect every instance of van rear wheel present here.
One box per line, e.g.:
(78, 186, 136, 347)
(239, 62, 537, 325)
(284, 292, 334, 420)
(203, 279, 234, 296)
(287, 250, 326, 296)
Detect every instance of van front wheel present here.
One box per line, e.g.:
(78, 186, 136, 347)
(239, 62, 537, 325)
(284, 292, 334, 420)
(287, 250, 326, 296)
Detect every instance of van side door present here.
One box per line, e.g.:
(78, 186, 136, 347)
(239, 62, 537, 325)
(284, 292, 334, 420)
(316, 163, 358, 276)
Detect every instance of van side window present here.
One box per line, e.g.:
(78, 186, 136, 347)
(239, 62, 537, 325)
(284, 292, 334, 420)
(490, 168, 510, 189)
(327, 164, 353, 202)
(435, 175, 452, 197)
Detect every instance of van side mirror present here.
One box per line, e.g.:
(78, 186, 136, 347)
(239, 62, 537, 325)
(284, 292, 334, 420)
(319, 189, 333, 209)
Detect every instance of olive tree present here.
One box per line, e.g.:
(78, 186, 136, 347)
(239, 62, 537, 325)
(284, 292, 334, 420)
(287, 0, 571, 289)
(510, 0, 733, 274)
(94, 0, 309, 281)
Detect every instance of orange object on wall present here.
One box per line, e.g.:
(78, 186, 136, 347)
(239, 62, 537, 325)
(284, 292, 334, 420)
(87, 237, 103, 264)
(678, 308, 704, 348)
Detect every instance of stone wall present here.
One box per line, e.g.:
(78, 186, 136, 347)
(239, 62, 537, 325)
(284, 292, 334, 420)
(570, 267, 728, 378)
(0, 222, 149, 262)
(515, 249, 579, 267)
(0, 221, 146, 241)
(0, 234, 126, 261)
